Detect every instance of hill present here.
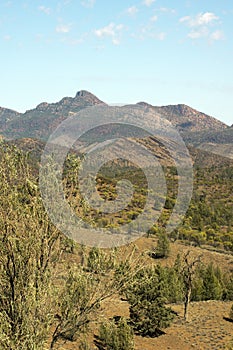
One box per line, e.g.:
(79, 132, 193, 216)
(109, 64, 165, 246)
(0, 121, 233, 350)
(0, 91, 230, 145)
(0, 90, 104, 140)
(149, 103, 227, 133)
(183, 127, 233, 159)
(0, 106, 20, 129)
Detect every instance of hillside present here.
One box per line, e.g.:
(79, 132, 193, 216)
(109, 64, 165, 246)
(55, 238, 233, 350)
(152, 103, 227, 133)
(197, 143, 233, 160)
(0, 91, 230, 145)
(0, 107, 20, 129)
(0, 121, 233, 350)
(183, 127, 233, 146)
(7, 135, 233, 172)
(183, 127, 233, 159)
(0, 90, 104, 140)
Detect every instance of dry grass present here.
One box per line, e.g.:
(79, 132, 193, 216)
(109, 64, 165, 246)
(54, 237, 233, 350)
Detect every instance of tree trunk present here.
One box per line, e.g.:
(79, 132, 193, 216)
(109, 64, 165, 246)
(184, 287, 191, 321)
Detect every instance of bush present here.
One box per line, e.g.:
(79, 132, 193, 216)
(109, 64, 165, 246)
(191, 263, 223, 301)
(153, 232, 170, 259)
(229, 304, 233, 320)
(98, 317, 134, 350)
(126, 266, 175, 337)
(79, 339, 92, 350)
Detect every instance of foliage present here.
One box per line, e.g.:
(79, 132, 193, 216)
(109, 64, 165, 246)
(98, 317, 134, 350)
(153, 231, 170, 259)
(191, 263, 224, 301)
(0, 139, 233, 349)
(0, 143, 60, 350)
(79, 339, 92, 350)
(229, 304, 233, 320)
(50, 247, 137, 349)
(125, 266, 175, 336)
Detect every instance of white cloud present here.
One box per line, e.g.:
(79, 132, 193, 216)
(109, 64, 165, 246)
(187, 27, 208, 39)
(150, 15, 158, 22)
(133, 22, 166, 41)
(156, 32, 166, 40)
(95, 23, 115, 38)
(180, 12, 224, 42)
(94, 23, 124, 45)
(127, 6, 138, 16)
(210, 30, 224, 41)
(56, 24, 71, 33)
(38, 5, 51, 15)
(4, 1, 12, 7)
(112, 38, 120, 45)
(149, 31, 166, 40)
(180, 12, 219, 27)
(61, 37, 85, 45)
(159, 7, 175, 13)
(3, 34, 11, 41)
(179, 15, 190, 23)
(187, 28, 225, 41)
(143, 0, 156, 7)
(81, 0, 95, 8)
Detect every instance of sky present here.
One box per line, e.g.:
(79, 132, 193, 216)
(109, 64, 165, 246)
(0, 0, 233, 125)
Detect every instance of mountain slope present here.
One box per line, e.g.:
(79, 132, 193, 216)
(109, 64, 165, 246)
(0, 91, 230, 146)
(159, 104, 227, 132)
(197, 142, 233, 160)
(182, 127, 233, 159)
(136, 102, 228, 133)
(183, 126, 233, 145)
(1, 90, 104, 140)
(0, 107, 20, 129)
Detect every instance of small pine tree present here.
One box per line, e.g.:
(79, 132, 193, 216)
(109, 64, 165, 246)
(167, 267, 184, 303)
(154, 232, 170, 258)
(202, 263, 223, 300)
(225, 274, 233, 301)
(126, 266, 175, 337)
(229, 304, 233, 320)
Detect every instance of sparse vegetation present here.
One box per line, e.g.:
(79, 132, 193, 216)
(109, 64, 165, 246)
(153, 230, 170, 259)
(0, 125, 232, 350)
(229, 304, 233, 320)
(125, 265, 175, 336)
(98, 317, 134, 350)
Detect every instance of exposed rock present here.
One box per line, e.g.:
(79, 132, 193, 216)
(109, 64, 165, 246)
(0, 91, 230, 145)
(0, 107, 20, 130)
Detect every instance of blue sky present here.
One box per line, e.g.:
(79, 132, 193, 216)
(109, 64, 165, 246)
(0, 0, 233, 125)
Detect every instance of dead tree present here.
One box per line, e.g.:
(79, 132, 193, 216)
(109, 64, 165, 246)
(181, 251, 202, 321)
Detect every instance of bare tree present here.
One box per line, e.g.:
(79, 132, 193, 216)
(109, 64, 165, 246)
(181, 251, 202, 321)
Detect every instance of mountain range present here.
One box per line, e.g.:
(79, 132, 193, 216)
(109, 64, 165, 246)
(0, 90, 232, 159)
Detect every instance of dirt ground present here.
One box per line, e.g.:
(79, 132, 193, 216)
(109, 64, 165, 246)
(55, 238, 233, 350)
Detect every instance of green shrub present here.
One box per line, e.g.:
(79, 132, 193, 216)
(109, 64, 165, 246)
(229, 304, 233, 320)
(126, 266, 175, 337)
(153, 232, 170, 259)
(98, 317, 134, 350)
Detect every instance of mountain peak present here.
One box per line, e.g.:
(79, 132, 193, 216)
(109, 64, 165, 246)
(0, 91, 229, 141)
(158, 103, 227, 132)
(75, 90, 93, 98)
(160, 104, 200, 117)
(136, 101, 153, 108)
(75, 90, 104, 105)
